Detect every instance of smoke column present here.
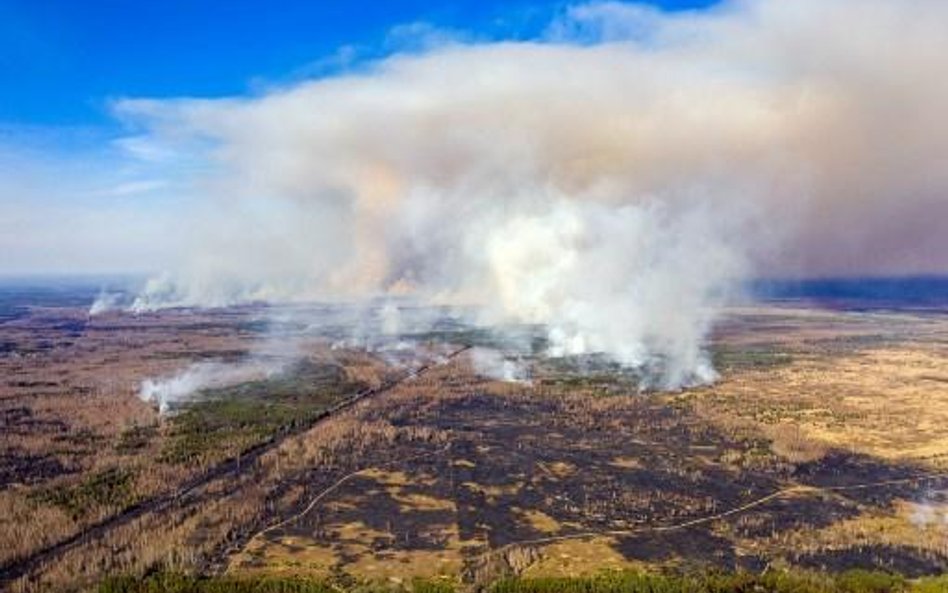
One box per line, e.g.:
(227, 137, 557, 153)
(139, 360, 283, 414)
(110, 0, 948, 387)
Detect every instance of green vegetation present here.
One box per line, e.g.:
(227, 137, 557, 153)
(99, 573, 335, 593)
(410, 580, 457, 593)
(407, 322, 546, 354)
(97, 570, 941, 593)
(912, 576, 948, 593)
(491, 571, 914, 593)
(158, 360, 361, 466)
(34, 467, 137, 520)
(535, 354, 642, 393)
(148, 349, 249, 361)
(711, 346, 793, 372)
(116, 423, 159, 454)
(98, 573, 456, 593)
(157, 398, 297, 465)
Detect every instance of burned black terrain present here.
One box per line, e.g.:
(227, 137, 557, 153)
(226, 362, 948, 583)
(3, 297, 948, 592)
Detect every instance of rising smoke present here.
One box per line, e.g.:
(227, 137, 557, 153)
(139, 359, 285, 414)
(105, 0, 948, 388)
(908, 493, 948, 530)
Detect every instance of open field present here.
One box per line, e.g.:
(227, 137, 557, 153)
(1, 289, 947, 592)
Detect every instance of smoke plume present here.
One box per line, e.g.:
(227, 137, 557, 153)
(470, 347, 532, 384)
(110, 0, 948, 387)
(139, 359, 285, 414)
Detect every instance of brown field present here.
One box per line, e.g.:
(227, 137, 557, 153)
(2, 298, 947, 591)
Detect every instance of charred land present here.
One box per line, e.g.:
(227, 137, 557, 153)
(1, 289, 947, 592)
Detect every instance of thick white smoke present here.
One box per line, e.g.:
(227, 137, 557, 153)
(482, 198, 744, 386)
(89, 291, 124, 315)
(139, 359, 285, 414)
(111, 0, 948, 387)
(470, 347, 532, 384)
(138, 326, 303, 413)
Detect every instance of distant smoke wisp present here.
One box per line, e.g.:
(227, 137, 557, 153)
(111, 0, 948, 387)
(908, 491, 948, 530)
(89, 291, 124, 315)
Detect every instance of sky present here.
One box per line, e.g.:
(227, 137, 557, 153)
(0, 0, 715, 277)
(1, 0, 946, 283)
(0, 0, 714, 127)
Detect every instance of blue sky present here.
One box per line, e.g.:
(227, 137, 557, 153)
(1, 0, 716, 128)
